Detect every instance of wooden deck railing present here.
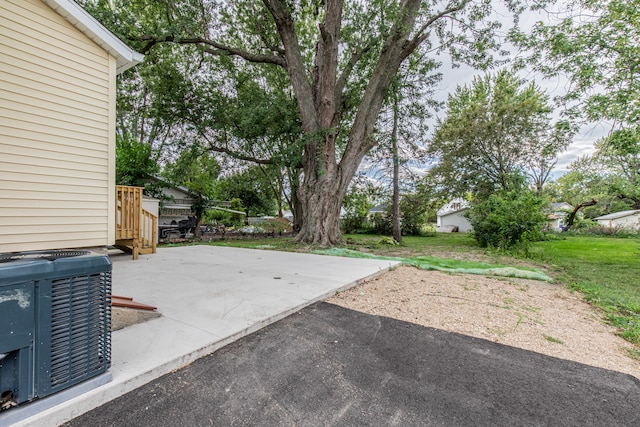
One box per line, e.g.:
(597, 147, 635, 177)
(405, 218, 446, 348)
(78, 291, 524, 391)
(141, 208, 158, 252)
(116, 185, 157, 259)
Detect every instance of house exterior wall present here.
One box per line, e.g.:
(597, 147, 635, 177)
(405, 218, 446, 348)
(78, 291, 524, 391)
(160, 186, 194, 205)
(156, 186, 194, 225)
(597, 213, 640, 230)
(547, 217, 562, 231)
(0, 0, 116, 252)
(438, 210, 473, 232)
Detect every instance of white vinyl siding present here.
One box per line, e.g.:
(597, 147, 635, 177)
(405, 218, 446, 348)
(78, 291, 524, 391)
(0, 0, 116, 252)
(596, 212, 640, 231)
(438, 211, 473, 233)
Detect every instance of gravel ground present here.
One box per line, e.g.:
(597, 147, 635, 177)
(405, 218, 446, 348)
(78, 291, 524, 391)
(111, 307, 161, 331)
(328, 265, 640, 380)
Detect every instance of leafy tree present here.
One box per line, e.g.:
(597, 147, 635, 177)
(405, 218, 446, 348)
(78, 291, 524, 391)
(162, 146, 221, 235)
(341, 186, 375, 234)
(427, 69, 570, 199)
(548, 151, 634, 218)
(517, 0, 640, 204)
(80, 0, 539, 246)
(593, 130, 640, 209)
(467, 182, 547, 250)
(214, 167, 277, 218)
(371, 57, 441, 243)
(517, 0, 640, 129)
(197, 69, 306, 227)
(115, 134, 161, 193)
(399, 193, 432, 236)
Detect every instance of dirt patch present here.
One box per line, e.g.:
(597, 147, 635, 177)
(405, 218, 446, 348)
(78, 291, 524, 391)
(327, 265, 640, 380)
(111, 307, 161, 331)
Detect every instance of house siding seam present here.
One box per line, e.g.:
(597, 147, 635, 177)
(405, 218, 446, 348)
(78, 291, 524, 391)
(0, 0, 113, 252)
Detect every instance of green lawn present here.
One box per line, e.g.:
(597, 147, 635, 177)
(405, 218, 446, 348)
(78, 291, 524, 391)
(531, 236, 640, 343)
(179, 232, 640, 344)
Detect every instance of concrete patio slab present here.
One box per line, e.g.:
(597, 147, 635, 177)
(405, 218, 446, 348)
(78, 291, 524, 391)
(7, 246, 398, 427)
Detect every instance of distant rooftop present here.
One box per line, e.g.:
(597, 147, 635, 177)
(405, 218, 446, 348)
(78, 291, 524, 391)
(594, 210, 640, 220)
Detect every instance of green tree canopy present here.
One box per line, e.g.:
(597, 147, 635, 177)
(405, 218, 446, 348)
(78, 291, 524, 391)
(427, 69, 570, 199)
(115, 134, 159, 189)
(516, 0, 640, 207)
(82, 0, 545, 246)
(214, 167, 277, 217)
(517, 0, 640, 129)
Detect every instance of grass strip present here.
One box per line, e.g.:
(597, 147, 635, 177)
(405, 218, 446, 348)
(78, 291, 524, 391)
(312, 248, 553, 282)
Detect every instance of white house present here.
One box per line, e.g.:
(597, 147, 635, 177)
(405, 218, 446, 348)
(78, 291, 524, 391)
(547, 202, 574, 231)
(594, 210, 640, 231)
(368, 204, 387, 216)
(436, 198, 472, 232)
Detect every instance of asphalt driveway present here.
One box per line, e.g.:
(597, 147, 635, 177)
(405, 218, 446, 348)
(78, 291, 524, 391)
(64, 302, 640, 426)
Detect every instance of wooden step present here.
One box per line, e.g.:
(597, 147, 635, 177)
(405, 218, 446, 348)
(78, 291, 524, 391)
(115, 239, 155, 260)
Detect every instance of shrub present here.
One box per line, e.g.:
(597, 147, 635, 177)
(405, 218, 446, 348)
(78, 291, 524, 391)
(467, 189, 547, 251)
(342, 213, 369, 234)
(263, 217, 292, 235)
(228, 198, 247, 226)
(204, 209, 232, 227)
(378, 236, 400, 246)
(370, 212, 392, 235)
(399, 193, 431, 236)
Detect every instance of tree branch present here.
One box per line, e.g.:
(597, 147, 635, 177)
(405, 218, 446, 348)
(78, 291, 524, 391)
(199, 133, 274, 165)
(134, 35, 286, 67)
(407, 1, 470, 51)
(335, 44, 372, 108)
(263, 0, 318, 132)
(563, 198, 598, 232)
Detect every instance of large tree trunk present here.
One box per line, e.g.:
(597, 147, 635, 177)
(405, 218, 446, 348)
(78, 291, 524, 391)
(295, 169, 346, 246)
(285, 169, 303, 233)
(266, 0, 449, 245)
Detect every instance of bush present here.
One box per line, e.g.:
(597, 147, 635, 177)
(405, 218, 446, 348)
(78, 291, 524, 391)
(342, 213, 369, 234)
(366, 197, 432, 237)
(263, 217, 292, 235)
(467, 189, 547, 251)
(228, 198, 247, 226)
(399, 193, 431, 236)
(370, 212, 392, 235)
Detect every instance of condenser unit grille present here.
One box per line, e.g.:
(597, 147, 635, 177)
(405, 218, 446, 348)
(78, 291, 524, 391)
(46, 270, 111, 390)
(1, 252, 112, 406)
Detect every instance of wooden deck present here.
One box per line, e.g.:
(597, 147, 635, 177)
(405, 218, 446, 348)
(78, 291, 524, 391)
(115, 185, 157, 260)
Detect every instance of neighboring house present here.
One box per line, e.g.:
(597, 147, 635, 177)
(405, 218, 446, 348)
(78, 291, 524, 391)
(436, 198, 472, 232)
(547, 202, 574, 231)
(153, 182, 241, 237)
(594, 210, 640, 231)
(0, 0, 142, 253)
(368, 204, 388, 218)
(157, 184, 198, 226)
